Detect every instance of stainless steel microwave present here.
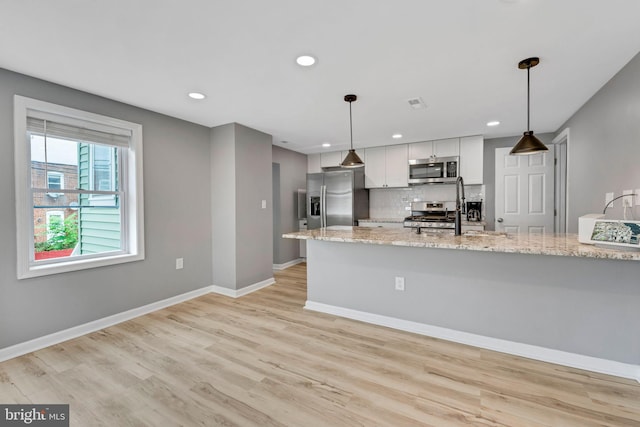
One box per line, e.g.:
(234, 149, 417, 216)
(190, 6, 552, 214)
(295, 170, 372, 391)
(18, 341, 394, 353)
(408, 156, 459, 184)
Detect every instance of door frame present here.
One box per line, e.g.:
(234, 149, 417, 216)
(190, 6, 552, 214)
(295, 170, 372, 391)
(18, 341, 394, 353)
(552, 128, 570, 233)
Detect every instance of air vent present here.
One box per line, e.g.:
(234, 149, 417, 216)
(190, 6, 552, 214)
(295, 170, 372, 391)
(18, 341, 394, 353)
(407, 97, 427, 110)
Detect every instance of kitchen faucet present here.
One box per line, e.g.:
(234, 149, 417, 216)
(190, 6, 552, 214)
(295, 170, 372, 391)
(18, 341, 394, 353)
(455, 176, 465, 236)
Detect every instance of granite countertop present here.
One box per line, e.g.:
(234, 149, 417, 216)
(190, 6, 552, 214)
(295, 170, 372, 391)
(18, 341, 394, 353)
(358, 218, 487, 226)
(358, 218, 404, 223)
(283, 226, 640, 261)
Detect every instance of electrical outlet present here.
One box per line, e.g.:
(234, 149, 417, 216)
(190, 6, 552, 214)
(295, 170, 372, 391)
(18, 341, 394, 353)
(176, 258, 183, 269)
(623, 190, 634, 207)
(605, 192, 614, 208)
(636, 189, 640, 206)
(394, 276, 405, 291)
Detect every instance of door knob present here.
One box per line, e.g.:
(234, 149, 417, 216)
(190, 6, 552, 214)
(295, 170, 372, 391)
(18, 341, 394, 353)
(497, 218, 504, 223)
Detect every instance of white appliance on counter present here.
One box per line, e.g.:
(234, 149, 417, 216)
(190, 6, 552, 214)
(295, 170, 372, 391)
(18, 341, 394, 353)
(578, 214, 605, 243)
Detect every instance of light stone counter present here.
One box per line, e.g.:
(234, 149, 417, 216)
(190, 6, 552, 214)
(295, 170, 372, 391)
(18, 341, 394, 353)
(358, 218, 487, 226)
(357, 217, 404, 223)
(283, 226, 640, 261)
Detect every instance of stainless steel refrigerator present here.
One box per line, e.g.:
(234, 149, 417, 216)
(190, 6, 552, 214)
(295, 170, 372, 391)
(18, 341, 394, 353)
(306, 169, 369, 229)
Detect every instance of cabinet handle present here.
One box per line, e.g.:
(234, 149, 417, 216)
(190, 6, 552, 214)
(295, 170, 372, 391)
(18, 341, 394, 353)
(497, 218, 504, 223)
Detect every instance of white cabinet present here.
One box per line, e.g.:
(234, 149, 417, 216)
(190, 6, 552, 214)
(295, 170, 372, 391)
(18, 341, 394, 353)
(408, 138, 459, 159)
(408, 141, 432, 159)
(307, 153, 321, 173)
(364, 145, 408, 188)
(315, 150, 364, 169)
(320, 151, 342, 168)
(364, 147, 386, 188)
(459, 135, 484, 184)
(385, 145, 409, 187)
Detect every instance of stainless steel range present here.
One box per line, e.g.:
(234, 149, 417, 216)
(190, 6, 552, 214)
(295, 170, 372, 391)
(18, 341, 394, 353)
(403, 201, 458, 232)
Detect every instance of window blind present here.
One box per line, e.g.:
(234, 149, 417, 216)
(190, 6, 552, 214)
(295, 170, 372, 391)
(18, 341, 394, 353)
(27, 115, 131, 148)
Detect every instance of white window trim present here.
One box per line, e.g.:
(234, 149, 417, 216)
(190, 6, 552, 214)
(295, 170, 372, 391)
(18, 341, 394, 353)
(14, 95, 145, 279)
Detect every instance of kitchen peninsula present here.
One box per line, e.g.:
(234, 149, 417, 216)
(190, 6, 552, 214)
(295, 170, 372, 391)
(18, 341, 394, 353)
(283, 227, 640, 381)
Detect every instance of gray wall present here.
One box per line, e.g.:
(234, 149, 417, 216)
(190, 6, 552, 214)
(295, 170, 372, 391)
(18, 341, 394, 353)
(210, 123, 274, 290)
(482, 133, 554, 230)
(556, 51, 640, 232)
(272, 163, 281, 263)
(0, 68, 213, 349)
(211, 124, 237, 287)
(272, 145, 307, 264)
(307, 240, 640, 364)
(234, 124, 273, 288)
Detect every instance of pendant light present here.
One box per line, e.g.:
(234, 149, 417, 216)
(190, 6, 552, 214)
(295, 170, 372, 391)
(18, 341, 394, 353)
(510, 57, 549, 155)
(340, 94, 365, 168)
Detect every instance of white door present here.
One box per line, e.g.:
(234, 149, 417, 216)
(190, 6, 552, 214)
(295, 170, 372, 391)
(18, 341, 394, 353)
(495, 146, 555, 234)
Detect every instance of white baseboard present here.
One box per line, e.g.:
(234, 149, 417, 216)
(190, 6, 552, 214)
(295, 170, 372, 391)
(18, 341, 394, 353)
(0, 285, 215, 363)
(305, 301, 640, 383)
(211, 277, 275, 298)
(273, 258, 305, 271)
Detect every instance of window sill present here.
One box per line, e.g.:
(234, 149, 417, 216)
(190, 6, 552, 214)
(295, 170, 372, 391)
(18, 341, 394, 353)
(19, 252, 145, 279)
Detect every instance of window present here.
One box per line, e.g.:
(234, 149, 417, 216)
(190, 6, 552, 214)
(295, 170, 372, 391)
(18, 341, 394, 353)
(88, 144, 117, 206)
(46, 171, 64, 198)
(14, 95, 144, 279)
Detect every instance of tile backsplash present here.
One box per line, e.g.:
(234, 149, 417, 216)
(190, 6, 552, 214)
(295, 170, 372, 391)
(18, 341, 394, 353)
(369, 184, 485, 218)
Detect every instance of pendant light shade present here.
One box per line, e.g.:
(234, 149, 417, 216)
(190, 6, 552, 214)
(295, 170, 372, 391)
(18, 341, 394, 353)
(341, 94, 364, 168)
(510, 57, 549, 156)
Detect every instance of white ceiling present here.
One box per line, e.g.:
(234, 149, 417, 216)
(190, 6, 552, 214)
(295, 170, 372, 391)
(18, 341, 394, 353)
(2, 0, 640, 154)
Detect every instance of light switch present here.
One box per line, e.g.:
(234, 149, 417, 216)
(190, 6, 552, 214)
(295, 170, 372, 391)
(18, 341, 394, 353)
(636, 189, 640, 206)
(261, 200, 267, 209)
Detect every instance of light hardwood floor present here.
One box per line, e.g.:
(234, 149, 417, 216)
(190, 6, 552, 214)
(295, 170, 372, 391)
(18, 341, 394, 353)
(1, 263, 639, 426)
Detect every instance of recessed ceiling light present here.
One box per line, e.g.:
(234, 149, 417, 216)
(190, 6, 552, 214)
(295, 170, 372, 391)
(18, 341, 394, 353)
(188, 92, 206, 100)
(296, 55, 316, 67)
(392, 134, 403, 139)
(487, 121, 500, 127)
(322, 143, 331, 148)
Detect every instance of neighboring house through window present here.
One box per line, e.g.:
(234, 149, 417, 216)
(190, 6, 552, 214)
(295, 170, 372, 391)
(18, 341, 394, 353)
(14, 95, 145, 279)
(46, 170, 64, 197)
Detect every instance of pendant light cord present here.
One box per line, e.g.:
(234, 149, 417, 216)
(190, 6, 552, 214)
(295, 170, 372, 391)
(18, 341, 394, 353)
(349, 100, 354, 149)
(527, 65, 531, 132)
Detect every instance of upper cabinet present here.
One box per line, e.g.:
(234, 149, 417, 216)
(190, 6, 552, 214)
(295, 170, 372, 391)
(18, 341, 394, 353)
(459, 135, 484, 184)
(307, 136, 483, 186)
(309, 150, 364, 171)
(408, 138, 459, 159)
(320, 151, 343, 168)
(364, 144, 408, 188)
(308, 153, 321, 173)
